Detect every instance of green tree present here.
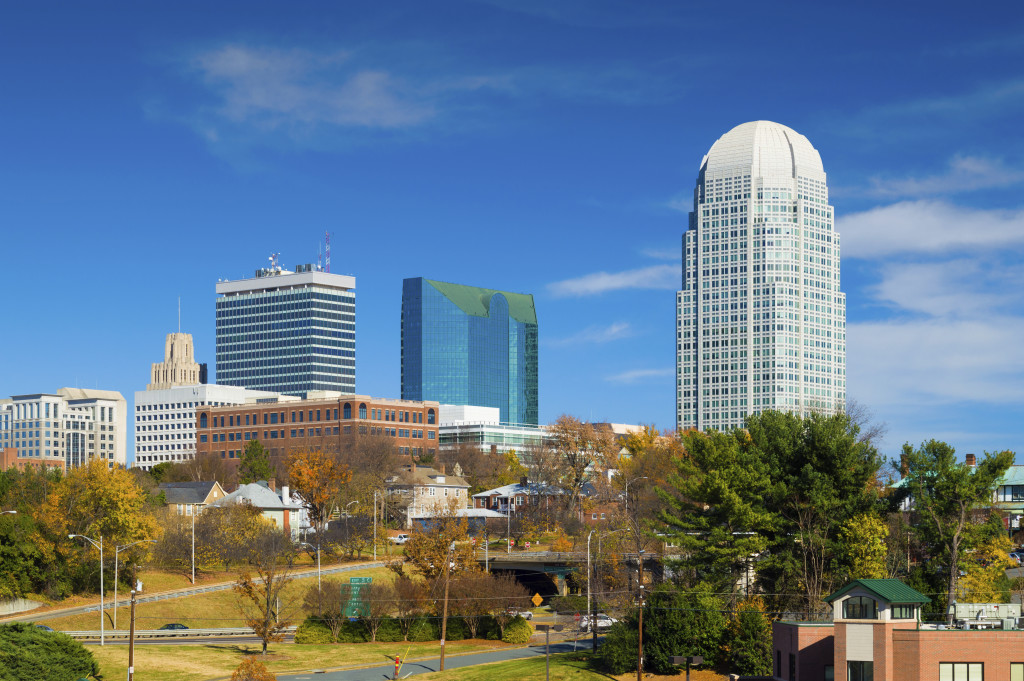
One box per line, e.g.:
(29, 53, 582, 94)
(899, 441, 1013, 622)
(659, 429, 773, 593)
(838, 513, 889, 581)
(748, 411, 883, 617)
(239, 439, 273, 485)
(0, 623, 100, 681)
(722, 596, 773, 675)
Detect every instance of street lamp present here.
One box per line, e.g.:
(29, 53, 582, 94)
(623, 476, 648, 514)
(69, 534, 104, 646)
(113, 539, 155, 629)
(535, 624, 565, 681)
(637, 549, 646, 681)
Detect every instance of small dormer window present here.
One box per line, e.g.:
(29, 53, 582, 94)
(890, 604, 915, 619)
(843, 596, 877, 619)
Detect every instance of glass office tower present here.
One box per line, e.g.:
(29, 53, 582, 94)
(216, 266, 356, 397)
(676, 121, 846, 432)
(402, 278, 538, 425)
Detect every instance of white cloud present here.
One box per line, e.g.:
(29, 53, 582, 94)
(639, 247, 680, 261)
(547, 264, 678, 297)
(547, 322, 634, 347)
(864, 156, 1024, 198)
(606, 368, 674, 383)
(839, 200, 1024, 258)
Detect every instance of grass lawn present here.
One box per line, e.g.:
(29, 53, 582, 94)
(414, 652, 608, 680)
(39, 565, 392, 631)
(88, 640, 514, 681)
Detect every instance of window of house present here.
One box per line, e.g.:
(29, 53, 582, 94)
(825, 666, 834, 681)
(890, 604, 915, 619)
(940, 663, 982, 681)
(427, 409, 435, 424)
(1011, 665, 1023, 681)
(344, 403, 352, 419)
(429, 487, 435, 496)
(592, 513, 598, 519)
(776, 651, 782, 678)
(359, 404, 367, 419)
(790, 654, 797, 681)
(848, 661, 872, 681)
(843, 596, 877, 619)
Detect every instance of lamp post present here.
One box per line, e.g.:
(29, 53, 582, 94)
(591, 528, 624, 650)
(373, 490, 378, 561)
(623, 476, 648, 514)
(114, 539, 155, 629)
(69, 533, 104, 646)
(637, 549, 646, 681)
(191, 505, 196, 585)
(536, 624, 564, 681)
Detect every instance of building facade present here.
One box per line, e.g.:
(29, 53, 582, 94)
(195, 392, 440, 461)
(386, 463, 470, 528)
(402, 278, 538, 425)
(148, 332, 202, 390)
(0, 388, 127, 469)
(774, 579, 1024, 681)
(676, 121, 846, 432)
(216, 263, 356, 397)
(134, 383, 282, 471)
(438, 404, 549, 455)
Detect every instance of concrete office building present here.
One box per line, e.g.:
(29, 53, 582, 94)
(216, 261, 356, 397)
(402, 278, 538, 425)
(0, 388, 127, 469)
(676, 121, 846, 432)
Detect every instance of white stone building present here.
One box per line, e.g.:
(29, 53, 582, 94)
(0, 388, 127, 468)
(676, 121, 846, 432)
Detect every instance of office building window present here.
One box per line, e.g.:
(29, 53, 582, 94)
(941, 665, 982, 681)
(848, 662, 872, 681)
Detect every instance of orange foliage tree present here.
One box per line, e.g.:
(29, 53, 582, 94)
(287, 449, 351, 540)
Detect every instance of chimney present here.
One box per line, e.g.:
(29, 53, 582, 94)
(439, 463, 446, 475)
(520, 476, 528, 487)
(281, 485, 289, 503)
(966, 453, 976, 467)
(267, 478, 276, 492)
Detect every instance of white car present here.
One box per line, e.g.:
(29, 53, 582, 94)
(506, 609, 534, 620)
(389, 534, 410, 544)
(579, 614, 617, 632)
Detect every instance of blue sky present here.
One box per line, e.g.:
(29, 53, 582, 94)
(2, 1, 1023, 462)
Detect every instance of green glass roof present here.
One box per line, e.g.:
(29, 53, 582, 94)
(425, 279, 537, 324)
(824, 579, 930, 605)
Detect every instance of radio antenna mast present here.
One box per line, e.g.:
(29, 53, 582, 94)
(325, 231, 333, 273)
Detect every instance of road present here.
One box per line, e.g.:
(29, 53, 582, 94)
(0, 561, 383, 624)
(279, 638, 596, 681)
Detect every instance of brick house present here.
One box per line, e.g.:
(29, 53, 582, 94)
(773, 579, 1024, 681)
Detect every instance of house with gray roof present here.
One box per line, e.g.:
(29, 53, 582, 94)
(210, 481, 305, 538)
(158, 481, 227, 515)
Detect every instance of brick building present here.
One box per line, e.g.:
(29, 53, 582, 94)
(773, 579, 1024, 681)
(195, 392, 440, 461)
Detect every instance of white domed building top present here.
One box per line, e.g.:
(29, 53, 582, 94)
(699, 120, 825, 182)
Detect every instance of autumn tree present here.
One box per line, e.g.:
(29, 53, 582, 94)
(239, 439, 273, 485)
(303, 578, 350, 642)
(287, 448, 351, 541)
(234, 526, 295, 653)
(898, 441, 1013, 621)
(958, 534, 1015, 603)
(231, 657, 277, 681)
(404, 499, 475, 580)
(837, 513, 889, 581)
(449, 572, 494, 638)
(489, 572, 532, 638)
(549, 415, 616, 516)
(361, 582, 396, 642)
(392, 574, 426, 641)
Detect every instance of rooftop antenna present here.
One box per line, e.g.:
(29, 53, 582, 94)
(317, 239, 323, 271)
(325, 231, 333, 273)
(269, 252, 280, 272)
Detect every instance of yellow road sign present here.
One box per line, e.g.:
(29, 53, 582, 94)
(532, 592, 543, 607)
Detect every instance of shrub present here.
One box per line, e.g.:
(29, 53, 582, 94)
(294, 617, 333, 644)
(592, 620, 638, 675)
(548, 594, 588, 614)
(501, 616, 532, 644)
(722, 597, 773, 676)
(336, 619, 370, 643)
(374, 617, 404, 642)
(0, 623, 100, 681)
(231, 657, 276, 681)
(407, 616, 439, 642)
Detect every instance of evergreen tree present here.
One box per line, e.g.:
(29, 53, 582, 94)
(239, 439, 273, 484)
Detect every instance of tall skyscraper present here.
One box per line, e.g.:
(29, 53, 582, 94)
(216, 263, 356, 397)
(676, 121, 846, 432)
(401, 278, 538, 425)
(148, 332, 201, 390)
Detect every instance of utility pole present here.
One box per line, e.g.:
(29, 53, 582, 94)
(637, 551, 646, 681)
(439, 544, 453, 671)
(128, 589, 137, 681)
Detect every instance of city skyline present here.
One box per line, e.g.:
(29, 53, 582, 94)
(2, 2, 1023, 459)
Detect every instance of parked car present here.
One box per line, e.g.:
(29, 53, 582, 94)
(34, 624, 54, 632)
(506, 609, 534, 620)
(389, 534, 410, 544)
(1009, 552, 1023, 565)
(158, 623, 189, 630)
(579, 614, 617, 632)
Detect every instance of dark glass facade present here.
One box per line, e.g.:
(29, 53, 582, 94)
(216, 276, 356, 397)
(401, 278, 538, 425)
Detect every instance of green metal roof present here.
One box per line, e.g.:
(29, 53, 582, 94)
(824, 579, 930, 605)
(425, 279, 537, 325)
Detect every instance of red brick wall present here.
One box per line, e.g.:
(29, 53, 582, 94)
(892, 630, 1024, 681)
(773, 622, 835, 681)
